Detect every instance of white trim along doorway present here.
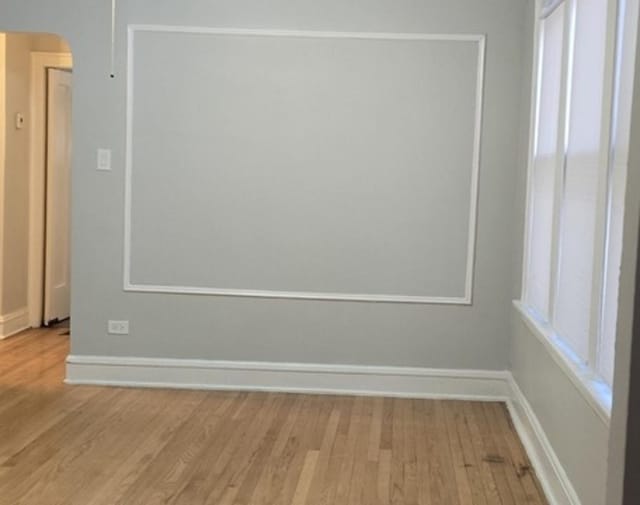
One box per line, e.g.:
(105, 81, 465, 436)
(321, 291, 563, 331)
(28, 51, 73, 328)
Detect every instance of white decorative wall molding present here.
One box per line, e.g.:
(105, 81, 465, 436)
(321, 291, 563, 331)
(123, 25, 486, 305)
(0, 307, 30, 339)
(66, 355, 509, 400)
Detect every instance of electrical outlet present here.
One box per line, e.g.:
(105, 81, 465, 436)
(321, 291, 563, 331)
(97, 148, 112, 171)
(107, 320, 129, 335)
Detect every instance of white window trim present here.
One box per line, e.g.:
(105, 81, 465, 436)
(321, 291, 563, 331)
(541, 0, 566, 19)
(518, 0, 626, 418)
(590, 0, 623, 375)
(514, 301, 612, 425)
(548, 0, 575, 327)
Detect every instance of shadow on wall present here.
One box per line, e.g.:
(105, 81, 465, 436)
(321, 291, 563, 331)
(0, 32, 72, 340)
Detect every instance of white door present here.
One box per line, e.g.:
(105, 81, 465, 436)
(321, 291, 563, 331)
(43, 68, 72, 324)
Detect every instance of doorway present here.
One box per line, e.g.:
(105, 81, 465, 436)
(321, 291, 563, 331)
(26, 40, 73, 329)
(0, 33, 72, 340)
(42, 68, 72, 325)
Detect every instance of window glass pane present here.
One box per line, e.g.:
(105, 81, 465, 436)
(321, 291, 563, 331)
(599, 0, 638, 385)
(554, 0, 608, 362)
(526, 4, 565, 317)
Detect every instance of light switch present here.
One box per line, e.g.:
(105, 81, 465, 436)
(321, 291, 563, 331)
(97, 148, 112, 171)
(15, 113, 25, 130)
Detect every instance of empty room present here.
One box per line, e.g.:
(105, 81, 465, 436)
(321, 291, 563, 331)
(0, 0, 639, 504)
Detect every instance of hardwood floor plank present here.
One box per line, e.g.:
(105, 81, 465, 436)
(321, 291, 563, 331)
(334, 396, 365, 505)
(413, 399, 433, 505)
(249, 395, 306, 505)
(380, 397, 394, 451)
(490, 403, 548, 505)
(472, 402, 516, 505)
(346, 397, 373, 505)
(204, 394, 290, 505)
(291, 450, 320, 505)
(15, 389, 171, 505)
(378, 449, 392, 504)
(262, 395, 317, 505)
(315, 397, 353, 505)
(451, 401, 488, 505)
(368, 397, 384, 462)
(76, 390, 207, 505)
(402, 399, 419, 505)
(390, 398, 406, 505)
(482, 402, 529, 505)
(461, 401, 502, 505)
(0, 388, 123, 504)
(442, 401, 474, 505)
(112, 392, 241, 505)
(306, 407, 341, 503)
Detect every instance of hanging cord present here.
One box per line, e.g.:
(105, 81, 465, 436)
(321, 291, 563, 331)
(110, 0, 117, 78)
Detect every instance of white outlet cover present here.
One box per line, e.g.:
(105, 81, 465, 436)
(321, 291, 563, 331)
(97, 148, 112, 171)
(107, 320, 129, 335)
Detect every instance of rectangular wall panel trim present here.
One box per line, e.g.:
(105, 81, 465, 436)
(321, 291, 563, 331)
(124, 26, 486, 305)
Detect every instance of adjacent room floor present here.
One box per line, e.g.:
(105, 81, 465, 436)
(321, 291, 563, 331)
(0, 327, 548, 505)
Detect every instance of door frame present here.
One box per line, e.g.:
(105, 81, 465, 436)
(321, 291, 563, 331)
(28, 51, 72, 328)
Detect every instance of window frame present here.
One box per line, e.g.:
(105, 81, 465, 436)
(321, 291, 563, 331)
(519, 0, 627, 419)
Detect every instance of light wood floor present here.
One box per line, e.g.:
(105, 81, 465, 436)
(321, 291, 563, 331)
(0, 327, 548, 505)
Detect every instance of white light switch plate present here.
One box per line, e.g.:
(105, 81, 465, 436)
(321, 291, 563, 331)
(108, 320, 129, 335)
(15, 113, 25, 130)
(97, 148, 112, 171)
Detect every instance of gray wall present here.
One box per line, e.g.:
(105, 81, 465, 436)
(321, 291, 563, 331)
(0, 0, 529, 369)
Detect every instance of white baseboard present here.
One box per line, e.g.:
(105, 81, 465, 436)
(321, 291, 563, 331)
(506, 376, 581, 505)
(0, 308, 30, 339)
(66, 355, 511, 401)
(65, 354, 580, 505)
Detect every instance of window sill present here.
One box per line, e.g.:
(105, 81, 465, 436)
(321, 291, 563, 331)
(513, 300, 612, 426)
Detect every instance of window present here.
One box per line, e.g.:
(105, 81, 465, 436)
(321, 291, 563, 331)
(522, 0, 637, 396)
(526, 2, 565, 318)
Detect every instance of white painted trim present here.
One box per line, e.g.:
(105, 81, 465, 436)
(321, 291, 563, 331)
(123, 26, 486, 305)
(0, 34, 5, 311)
(123, 284, 471, 305)
(128, 25, 486, 42)
(514, 300, 611, 424)
(541, 0, 567, 20)
(521, 2, 544, 303)
(590, 0, 623, 377)
(549, 0, 576, 325)
(66, 355, 510, 401)
(465, 34, 485, 305)
(507, 376, 582, 505)
(0, 308, 30, 339)
(28, 51, 73, 329)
